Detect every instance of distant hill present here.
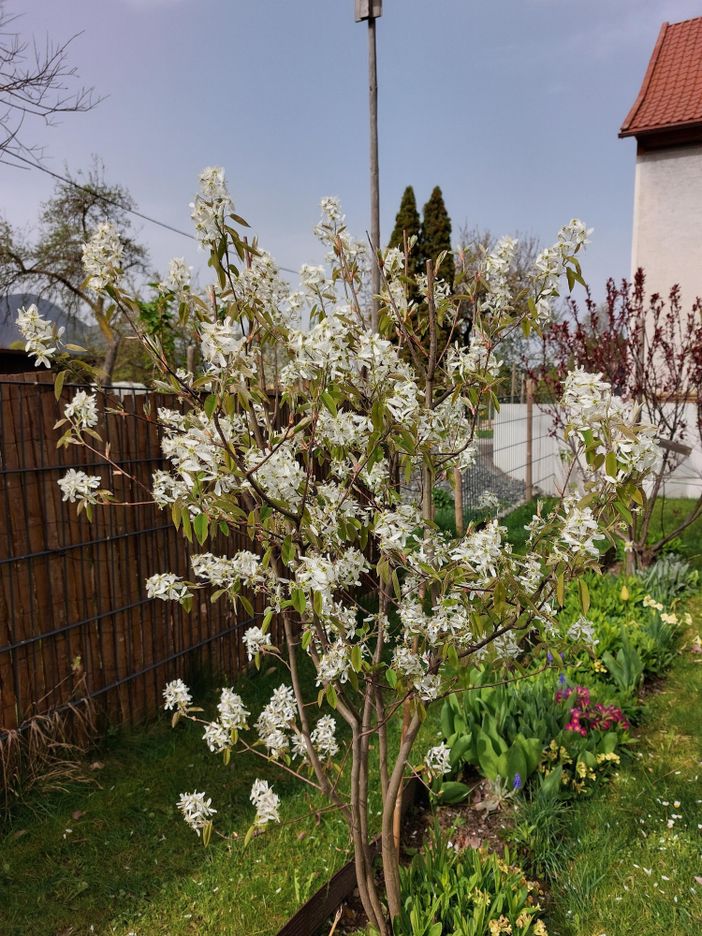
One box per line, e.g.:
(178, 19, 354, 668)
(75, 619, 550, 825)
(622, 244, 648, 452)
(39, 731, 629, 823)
(0, 294, 92, 349)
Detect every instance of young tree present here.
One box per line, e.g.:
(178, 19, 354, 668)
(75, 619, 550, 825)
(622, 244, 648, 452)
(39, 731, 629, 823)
(20, 170, 660, 932)
(531, 270, 702, 568)
(0, 2, 97, 159)
(420, 185, 455, 286)
(0, 159, 151, 381)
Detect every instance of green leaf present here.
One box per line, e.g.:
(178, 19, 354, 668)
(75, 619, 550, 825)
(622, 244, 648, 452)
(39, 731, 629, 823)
(320, 390, 337, 417)
(193, 512, 208, 546)
(351, 644, 362, 672)
(326, 684, 338, 709)
(54, 369, 67, 401)
(204, 393, 218, 419)
(579, 578, 590, 615)
(437, 781, 470, 804)
(291, 587, 306, 614)
(385, 668, 398, 689)
(605, 451, 618, 479)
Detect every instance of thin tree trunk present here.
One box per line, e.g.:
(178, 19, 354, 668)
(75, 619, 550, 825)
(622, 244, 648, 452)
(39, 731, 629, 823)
(101, 335, 121, 384)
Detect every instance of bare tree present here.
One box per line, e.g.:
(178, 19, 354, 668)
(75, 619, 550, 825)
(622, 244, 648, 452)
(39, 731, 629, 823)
(0, 159, 150, 381)
(0, 2, 97, 160)
(531, 271, 702, 568)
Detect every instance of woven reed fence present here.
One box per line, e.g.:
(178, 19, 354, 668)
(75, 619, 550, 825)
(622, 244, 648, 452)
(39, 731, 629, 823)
(0, 375, 273, 735)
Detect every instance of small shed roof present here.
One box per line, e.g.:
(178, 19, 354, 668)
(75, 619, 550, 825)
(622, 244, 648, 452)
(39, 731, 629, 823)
(620, 17, 702, 139)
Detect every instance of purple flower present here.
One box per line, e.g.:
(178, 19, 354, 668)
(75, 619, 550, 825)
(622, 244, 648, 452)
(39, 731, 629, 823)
(547, 651, 554, 664)
(513, 772, 522, 791)
(559, 673, 566, 686)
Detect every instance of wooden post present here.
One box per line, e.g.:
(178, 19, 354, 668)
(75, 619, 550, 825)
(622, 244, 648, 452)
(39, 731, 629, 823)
(525, 377, 534, 502)
(453, 466, 464, 537)
(510, 362, 517, 402)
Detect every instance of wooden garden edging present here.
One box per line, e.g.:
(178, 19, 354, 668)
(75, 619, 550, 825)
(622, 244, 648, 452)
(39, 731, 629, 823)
(277, 778, 426, 936)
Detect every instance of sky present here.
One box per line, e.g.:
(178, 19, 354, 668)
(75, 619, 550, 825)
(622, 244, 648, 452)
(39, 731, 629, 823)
(3, 0, 702, 298)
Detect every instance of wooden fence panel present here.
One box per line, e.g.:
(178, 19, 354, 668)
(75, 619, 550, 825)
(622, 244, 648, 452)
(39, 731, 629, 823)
(0, 378, 259, 735)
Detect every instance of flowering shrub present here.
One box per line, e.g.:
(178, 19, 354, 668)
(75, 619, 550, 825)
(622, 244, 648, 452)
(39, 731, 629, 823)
(18, 166, 662, 931)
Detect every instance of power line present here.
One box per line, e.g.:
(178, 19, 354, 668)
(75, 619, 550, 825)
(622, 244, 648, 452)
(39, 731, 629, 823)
(1, 151, 299, 275)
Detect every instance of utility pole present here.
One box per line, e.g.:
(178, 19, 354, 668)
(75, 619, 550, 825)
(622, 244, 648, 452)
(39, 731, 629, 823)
(355, 0, 382, 331)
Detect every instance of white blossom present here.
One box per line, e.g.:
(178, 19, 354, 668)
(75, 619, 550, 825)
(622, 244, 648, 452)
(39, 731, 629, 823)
(203, 721, 231, 753)
(177, 791, 216, 836)
(163, 678, 192, 712)
(243, 625, 271, 661)
(145, 572, 191, 602)
(558, 503, 605, 560)
(16, 304, 63, 367)
(57, 469, 101, 505)
(64, 390, 98, 430)
(250, 778, 280, 826)
(161, 257, 192, 298)
(82, 222, 123, 291)
(425, 743, 452, 777)
(310, 714, 339, 760)
(191, 166, 234, 246)
(217, 688, 249, 730)
(566, 615, 599, 645)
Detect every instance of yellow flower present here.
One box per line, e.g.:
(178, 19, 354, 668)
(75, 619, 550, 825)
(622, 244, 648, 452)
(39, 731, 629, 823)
(661, 612, 678, 625)
(516, 912, 530, 927)
(593, 659, 607, 673)
(533, 921, 549, 936)
(488, 915, 512, 935)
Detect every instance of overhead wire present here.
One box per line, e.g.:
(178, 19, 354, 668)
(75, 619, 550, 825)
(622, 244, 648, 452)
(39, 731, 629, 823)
(1, 151, 300, 275)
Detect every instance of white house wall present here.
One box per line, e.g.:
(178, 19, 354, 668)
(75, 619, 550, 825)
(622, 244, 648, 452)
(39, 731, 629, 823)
(632, 144, 702, 305)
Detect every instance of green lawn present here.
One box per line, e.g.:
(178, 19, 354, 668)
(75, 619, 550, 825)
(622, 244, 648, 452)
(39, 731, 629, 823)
(3, 498, 701, 935)
(542, 594, 702, 935)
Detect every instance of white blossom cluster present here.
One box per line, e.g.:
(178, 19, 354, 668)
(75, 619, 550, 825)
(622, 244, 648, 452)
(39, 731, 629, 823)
(82, 222, 123, 291)
(218, 687, 250, 730)
(57, 469, 101, 506)
(562, 369, 662, 495)
(16, 304, 63, 367)
(557, 502, 605, 560)
(566, 615, 599, 645)
(177, 791, 216, 836)
(310, 714, 338, 760)
(445, 332, 502, 382)
(163, 678, 192, 712)
(160, 257, 192, 300)
(145, 572, 192, 602)
(191, 166, 234, 246)
(250, 778, 280, 826)
(243, 625, 271, 661)
(424, 742, 452, 778)
(191, 551, 264, 590)
(451, 519, 508, 581)
(255, 684, 297, 759)
(199, 316, 245, 371)
(64, 390, 99, 430)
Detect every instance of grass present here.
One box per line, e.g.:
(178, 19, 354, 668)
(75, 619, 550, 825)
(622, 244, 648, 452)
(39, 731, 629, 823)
(3, 498, 700, 935)
(1, 653, 443, 936)
(1, 661, 354, 935)
(541, 595, 702, 935)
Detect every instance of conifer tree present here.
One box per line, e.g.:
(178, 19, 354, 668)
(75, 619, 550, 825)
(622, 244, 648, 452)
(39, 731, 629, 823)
(420, 185, 455, 286)
(387, 185, 422, 279)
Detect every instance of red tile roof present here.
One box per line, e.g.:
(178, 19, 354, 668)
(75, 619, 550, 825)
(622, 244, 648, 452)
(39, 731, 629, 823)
(620, 17, 702, 138)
